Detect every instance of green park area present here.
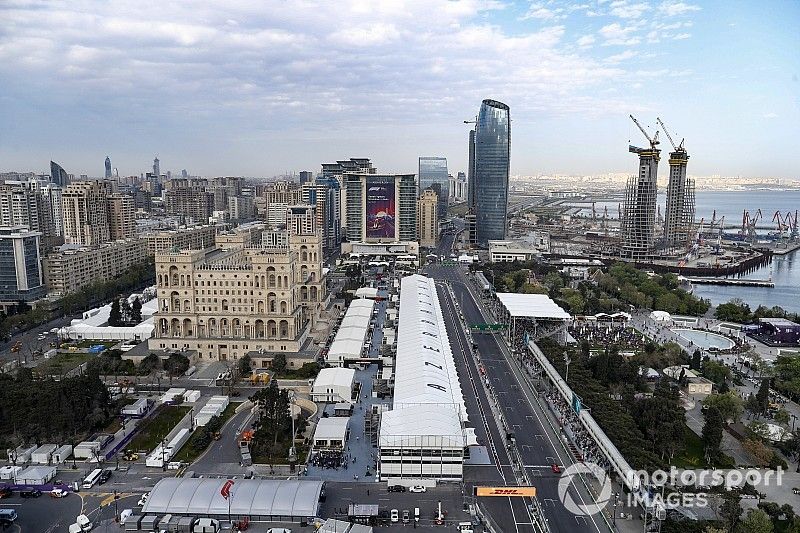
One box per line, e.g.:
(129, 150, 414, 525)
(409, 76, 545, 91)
(34, 352, 93, 377)
(128, 405, 191, 452)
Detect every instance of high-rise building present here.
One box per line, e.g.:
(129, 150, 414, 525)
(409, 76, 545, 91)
(418, 157, 448, 219)
(471, 99, 510, 246)
(61, 180, 113, 245)
(263, 181, 302, 226)
(181, 169, 188, 178)
(417, 189, 439, 247)
(343, 173, 417, 243)
(153, 157, 160, 180)
(449, 172, 468, 202)
(663, 142, 694, 252)
(0, 182, 41, 233)
(622, 143, 660, 259)
(163, 179, 214, 224)
(0, 226, 45, 312)
(228, 195, 255, 222)
(302, 178, 341, 252)
(39, 182, 63, 239)
(466, 129, 477, 244)
(107, 193, 136, 240)
(50, 161, 69, 187)
(286, 205, 317, 237)
(299, 171, 313, 184)
(321, 158, 377, 235)
(105, 156, 112, 179)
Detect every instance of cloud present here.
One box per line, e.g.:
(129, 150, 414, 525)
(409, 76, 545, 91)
(672, 32, 691, 40)
(657, 1, 701, 16)
(605, 49, 637, 63)
(599, 22, 641, 45)
(577, 34, 596, 46)
(763, 112, 778, 119)
(521, 3, 565, 20)
(609, 1, 650, 19)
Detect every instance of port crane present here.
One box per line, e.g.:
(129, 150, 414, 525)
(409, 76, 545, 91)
(629, 114, 660, 153)
(741, 209, 762, 243)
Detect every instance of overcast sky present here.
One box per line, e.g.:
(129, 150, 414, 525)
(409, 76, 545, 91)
(1, 0, 798, 179)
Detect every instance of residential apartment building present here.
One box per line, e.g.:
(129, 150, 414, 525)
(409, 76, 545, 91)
(164, 180, 214, 224)
(417, 189, 439, 248)
(42, 238, 147, 297)
(143, 224, 218, 256)
(61, 180, 113, 245)
(108, 193, 136, 240)
(0, 181, 41, 233)
(263, 181, 302, 226)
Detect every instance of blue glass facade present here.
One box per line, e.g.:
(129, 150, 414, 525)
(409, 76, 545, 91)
(473, 99, 510, 245)
(418, 157, 448, 219)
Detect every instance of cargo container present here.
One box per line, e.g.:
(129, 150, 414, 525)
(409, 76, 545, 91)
(31, 444, 57, 465)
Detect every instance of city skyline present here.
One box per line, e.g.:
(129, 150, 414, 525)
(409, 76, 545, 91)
(1, 1, 798, 179)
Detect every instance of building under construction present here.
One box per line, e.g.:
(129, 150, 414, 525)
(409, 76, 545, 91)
(621, 115, 660, 259)
(660, 118, 695, 253)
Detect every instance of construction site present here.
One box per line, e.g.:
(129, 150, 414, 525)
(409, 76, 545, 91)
(504, 115, 800, 278)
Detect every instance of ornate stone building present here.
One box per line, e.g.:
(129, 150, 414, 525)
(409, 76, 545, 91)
(148, 211, 327, 367)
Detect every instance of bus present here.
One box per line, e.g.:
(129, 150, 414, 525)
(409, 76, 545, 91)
(0, 509, 18, 522)
(82, 468, 103, 489)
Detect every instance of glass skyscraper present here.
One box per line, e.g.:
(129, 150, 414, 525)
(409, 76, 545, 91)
(418, 157, 448, 219)
(50, 160, 69, 187)
(473, 99, 510, 245)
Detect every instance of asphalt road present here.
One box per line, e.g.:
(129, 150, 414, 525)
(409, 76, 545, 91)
(428, 264, 610, 533)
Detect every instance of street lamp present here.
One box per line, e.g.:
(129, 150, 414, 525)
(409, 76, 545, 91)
(564, 352, 571, 384)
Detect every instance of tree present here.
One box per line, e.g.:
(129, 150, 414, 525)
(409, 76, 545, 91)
(14, 300, 31, 315)
(745, 393, 761, 419)
(736, 508, 773, 533)
(271, 353, 287, 373)
(691, 349, 702, 371)
(703, 392, 744, 424)
(743, 438, 774, 467)
(775, 408, 790, 427)
(130, 297, 142, 324)
(715, 299, 752, 323)
(137, 353, 161, 375)
(702, 406, 724, 463)
(702, 360, 731, 385)
(163, 354, 190, 376)
(119, 298, 132, 325)
(719, 491, 743, 532)
(108, 298, 122, 327)
(756, 379, 770, 415)
(238, 354, 252, 376)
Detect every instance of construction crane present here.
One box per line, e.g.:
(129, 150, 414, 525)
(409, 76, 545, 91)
(787, 210, 799, 241)
(656, 117, 685, 152)
(629, 114, 660, 152)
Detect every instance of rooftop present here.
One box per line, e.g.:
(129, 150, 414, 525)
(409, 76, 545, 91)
(496, 293, 571, 320)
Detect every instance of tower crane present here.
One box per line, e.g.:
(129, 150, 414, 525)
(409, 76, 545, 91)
(629, 114, 660, 152)
(656, 117, 685, 152)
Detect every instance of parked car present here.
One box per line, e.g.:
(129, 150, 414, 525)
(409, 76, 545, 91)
(137, 492, 149, 507)
(551, 464, 561, 474)
(402, 510, 410, 523)
(0, 488, 12, 498)
(388, 485, 406, 493)
(20, 490, 42, 498)
(390, 509, 399, 523)
(50, 488, 69, 498)
(793, 487, 800, 495)
(99, 470, 112, 484)
(409, 485, 427, 493)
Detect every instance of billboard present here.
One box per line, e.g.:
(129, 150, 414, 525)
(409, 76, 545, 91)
(474, 486, 537, 497)
(366, 176, 396, 240)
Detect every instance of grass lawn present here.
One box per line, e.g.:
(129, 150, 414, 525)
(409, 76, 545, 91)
(127, 405, 191, 452)
(673, 425, 735, 469)
(35, 352, 93, 376)
(172, 403, 240, 464)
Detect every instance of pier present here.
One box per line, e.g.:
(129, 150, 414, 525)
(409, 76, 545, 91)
(685, 277, 774, 288)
